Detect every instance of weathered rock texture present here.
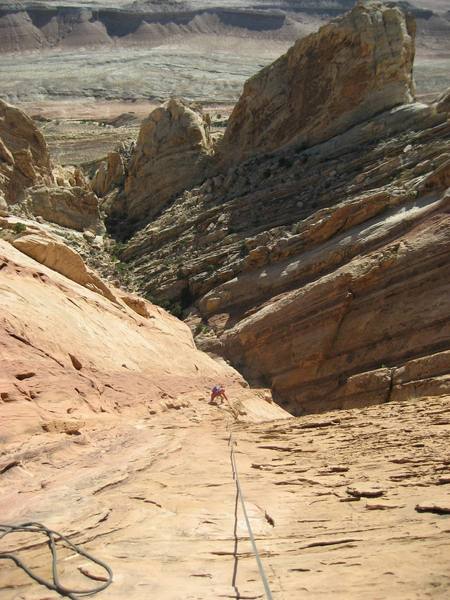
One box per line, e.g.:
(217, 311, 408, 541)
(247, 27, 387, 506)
(0, 99, 53, 204)
(1, 379, 449, 598)
(221, 1, 416, 162)
(101, 2, 450, 414)
(115, 98, 213, 224)
(12, 233, 117, 303)
(0, 99, 104, 232)
(223, 190, 450, 413)
(92, 150, 126, 198)
(0, 236, 253, 442)
(25, 185, 104, 233)
(436, 87, 450, 114)
(120, 99, 450, 413)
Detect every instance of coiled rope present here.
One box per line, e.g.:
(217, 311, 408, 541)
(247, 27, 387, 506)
(229, 431, 274, 600)
(0, 521, 113, 599)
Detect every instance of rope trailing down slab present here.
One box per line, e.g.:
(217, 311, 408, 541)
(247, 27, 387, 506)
(0, 521, 113, 599)
(229, 432, 274, 600)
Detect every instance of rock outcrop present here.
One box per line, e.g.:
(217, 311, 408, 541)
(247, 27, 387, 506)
(114, 99, 213, 225)
(120, 101, 450, 413)
(0, 100, 104, 233)
(0, 235, 251, 441)
(0, 99, 53, 204)
(223, 189, 450, 413)
(13, 233, 117, 303)
(220, 1, 416, 162)
(92, 150, 126, 198)
(25, 185, 103, 233)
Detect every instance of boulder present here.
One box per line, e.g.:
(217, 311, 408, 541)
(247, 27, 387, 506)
(92, 151, 125, 197)
(26, 185, 103, 233)
(0, 99, 54, 203)
(221, 1, 415, 162)
(120, 98, 213, 222)
(13, 234, 116, 303)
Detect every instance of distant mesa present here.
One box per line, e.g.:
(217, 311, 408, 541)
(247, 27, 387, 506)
(0, 0, 444, 54)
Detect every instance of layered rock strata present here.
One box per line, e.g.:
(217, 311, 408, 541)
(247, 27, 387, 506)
(120, 102, 450, 413)
(220, 1, 416, 162)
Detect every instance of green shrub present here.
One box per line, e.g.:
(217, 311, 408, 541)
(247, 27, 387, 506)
(110, 241, 127, 258)
(168, 302, 183, 319)
(115, 261, 128, 273)
(195, 323, 211, 336)
(13, 222, 27, 234)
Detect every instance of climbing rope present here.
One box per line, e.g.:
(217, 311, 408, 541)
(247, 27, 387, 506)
(0, 522, 113, 599)
(228, 431, 274, 600)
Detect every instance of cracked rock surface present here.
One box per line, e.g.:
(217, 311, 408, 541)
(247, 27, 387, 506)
(1, 391, 449, 599)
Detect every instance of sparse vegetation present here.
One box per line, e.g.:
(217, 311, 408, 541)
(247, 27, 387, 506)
(239, 242, 249, 258)
(110, 241, 127, 259)
(115, 261, 129, 274)
(195, 323, 211, 336)
(13, 222, 27, 234)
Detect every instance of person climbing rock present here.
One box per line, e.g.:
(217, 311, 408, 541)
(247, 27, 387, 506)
(210, 384, 228, 405)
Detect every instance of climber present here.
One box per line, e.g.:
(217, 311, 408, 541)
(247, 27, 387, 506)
(210, 383, 228, 405)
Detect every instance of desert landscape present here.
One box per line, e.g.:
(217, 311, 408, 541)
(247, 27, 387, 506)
(0, 0, 449, 599)
(1, 0, 449, 163)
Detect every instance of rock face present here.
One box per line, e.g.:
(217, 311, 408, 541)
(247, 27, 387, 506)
(220, 1, 416, 162)
(436, 87, 450, 114)
(92, 150, 126, 198)
(223, 190, 450, 413)
(0, 100, 103, 232)
(26, 185, 104, 233)
(13, 233, 117, 303)
(116, 98, 213, 224)
(121, 97, 450, 413)
(107, 3, 450, 414)
(0, 99, 53, 204)
(0, 236, 250, 440)
(1, 363, 449, 598)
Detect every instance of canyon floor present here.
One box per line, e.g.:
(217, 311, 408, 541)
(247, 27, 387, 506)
(1, 394, 450, 599)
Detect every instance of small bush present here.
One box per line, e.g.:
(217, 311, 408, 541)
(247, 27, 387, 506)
(195, 323, 211, 336)
(115, 262, 128, 273)
(168, 302, 183, 319)
(239, 242, 249, 258)
(13, 222, 27, 234)
(110, 241, 127, 258)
